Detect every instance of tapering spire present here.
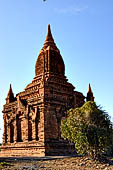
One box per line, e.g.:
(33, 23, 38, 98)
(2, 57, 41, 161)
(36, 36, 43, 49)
(86, 83, 94, 102)
(35, 25, 65, 76)
(8, 84, 13, 96)
(42, 24, 59, 51)
(88, 83, 92, 93)
(45, 24, 54, 42)
(6, 84, 15, 104)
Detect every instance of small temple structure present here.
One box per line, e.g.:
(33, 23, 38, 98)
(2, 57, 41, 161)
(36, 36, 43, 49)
(0, 25, 94, 157)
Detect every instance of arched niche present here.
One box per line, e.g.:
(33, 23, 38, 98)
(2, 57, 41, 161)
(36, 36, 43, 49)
(4, 115, 7, 144)
(28, 106, 32, 141)
(35, 107, 40, 140)
(16, 113, 22, 142)
(10, 121, 14, 143)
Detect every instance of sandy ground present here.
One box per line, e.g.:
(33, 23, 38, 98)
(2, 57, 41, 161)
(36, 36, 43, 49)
(0, 156, 113, 170)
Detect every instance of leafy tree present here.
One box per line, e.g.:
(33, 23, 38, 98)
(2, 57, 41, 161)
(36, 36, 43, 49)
(61, 101, 113, 159)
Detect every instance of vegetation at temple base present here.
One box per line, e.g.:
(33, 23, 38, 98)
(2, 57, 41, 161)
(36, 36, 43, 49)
(61, 101, 113, 159)
(0, 162, 11, 166)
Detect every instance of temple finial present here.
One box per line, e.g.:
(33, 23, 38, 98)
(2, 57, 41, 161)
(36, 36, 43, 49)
(88, 83, 92, 93)
(45, 24, 54, 42)
(6, 84, 15, 104)
(48, 24, 51, 34)
(42, 24, 59, 52)
(8, 84, 13, 95)
(86, 83, 94, 102)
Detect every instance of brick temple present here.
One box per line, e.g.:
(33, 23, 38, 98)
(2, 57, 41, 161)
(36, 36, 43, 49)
(0, 25, 94, 157)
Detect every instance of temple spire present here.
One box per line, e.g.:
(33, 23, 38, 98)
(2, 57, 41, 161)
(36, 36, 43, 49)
(35, 25, 64, 76)
(86, 83, 94, 102)
(42, 24, 58, 51)
(6, 84, 15, 104)
(45, 24, 54, 42)
(8, 84, 13, 96)
(88, 83, 92, 93)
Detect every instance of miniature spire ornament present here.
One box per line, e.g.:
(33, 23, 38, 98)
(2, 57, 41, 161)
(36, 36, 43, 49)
(6, 84, 15, 104)
(86, 83, 94, 101)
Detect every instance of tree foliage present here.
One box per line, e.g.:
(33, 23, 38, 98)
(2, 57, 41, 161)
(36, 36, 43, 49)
(61, 101, 113, 159)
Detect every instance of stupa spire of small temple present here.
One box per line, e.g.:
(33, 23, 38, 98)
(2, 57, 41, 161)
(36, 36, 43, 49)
(6, 84, 15, 104)
(35, 24, 64, 77)
(8, 84, 13, 95)
(86, 83, 94, 102)
(88, 83, 92, 93)
(45, 24, 54, 42)
(42, 24, 58, 51)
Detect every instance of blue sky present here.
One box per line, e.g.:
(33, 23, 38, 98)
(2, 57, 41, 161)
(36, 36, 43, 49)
(0, 0, 113, 142)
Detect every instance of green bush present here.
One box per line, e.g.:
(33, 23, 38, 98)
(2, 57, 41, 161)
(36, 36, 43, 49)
(61, 101, 113, 159)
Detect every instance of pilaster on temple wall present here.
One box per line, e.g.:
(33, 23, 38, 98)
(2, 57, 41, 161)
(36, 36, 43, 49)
(2, 98, 45, 145)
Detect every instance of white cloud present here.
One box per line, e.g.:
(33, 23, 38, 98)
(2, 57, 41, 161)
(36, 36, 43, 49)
(55, 6, 88, 15)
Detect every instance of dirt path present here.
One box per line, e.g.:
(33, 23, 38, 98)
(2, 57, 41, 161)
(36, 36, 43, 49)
(0, 156, 113, 170)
